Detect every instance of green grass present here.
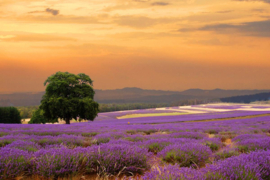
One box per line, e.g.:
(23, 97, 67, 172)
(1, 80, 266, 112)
(117, 112, 190, 119)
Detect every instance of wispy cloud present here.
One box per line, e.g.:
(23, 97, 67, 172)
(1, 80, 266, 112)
(113, 15, 179, 28)
(15, 15, 105, 24)
(1, 33, 76, 42)
(151, 2, 170, 6)
(199, 20, 270, 37)
(233, 0, 270, 4)
(28, 8, 60, 16)
(216, 10, 234, 13)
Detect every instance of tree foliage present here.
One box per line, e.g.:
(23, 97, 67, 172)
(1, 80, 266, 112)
(0, 107, 21, 124)
(28, 108, 58, 124)
(40, 72, 99, 124)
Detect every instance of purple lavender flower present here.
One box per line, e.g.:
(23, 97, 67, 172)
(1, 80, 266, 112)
(0, 148, 32, 179)
(142, 165, 204, 180)
(158, 143, 212, 167)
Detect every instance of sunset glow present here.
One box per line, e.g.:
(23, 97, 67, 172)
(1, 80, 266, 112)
(1, 0, 270, 92)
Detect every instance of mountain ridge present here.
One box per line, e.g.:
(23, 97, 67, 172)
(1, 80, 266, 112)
(0, 87, 269, 106)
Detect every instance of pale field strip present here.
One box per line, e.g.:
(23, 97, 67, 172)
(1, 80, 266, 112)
(118, 103, 270, 119)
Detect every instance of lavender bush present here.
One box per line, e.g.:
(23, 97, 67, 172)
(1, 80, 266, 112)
(205, 150, 270, 180)
(81, 144, 151, 176)
(33, 147, 84, 178)
(142, 165, 204, 180)
(0, 148, 32, 179)
(158, 143, 212, 167)
(4, 140, 41, 152)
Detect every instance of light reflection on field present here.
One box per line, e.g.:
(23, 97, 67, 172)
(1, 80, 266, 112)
(117, 112, 190, 119)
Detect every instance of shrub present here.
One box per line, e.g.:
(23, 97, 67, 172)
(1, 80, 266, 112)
(140, 138, 197, 154)
(0, 107, 21, 124)
(33, 147, 84, 178)
(136, 129, 158, 135)
(201, 138, 224, 152)
(158, 143, 212, 167)
(236, 138, 270, 153)
(214, 148, 240, 161)
(204, 129, 219, 134)
(0, 148, 31, 179)
(81, 144, 151, 176)
(36, 134, 85, 147)
(125, 135, 146, 142)
(170, 132, 207, 140)
(218, 131, 237, 142)
(205, 150, 270, 180)
(81, 132, 98, 137)
(142, 165, 204, 180)
(5, 140, 41, 152)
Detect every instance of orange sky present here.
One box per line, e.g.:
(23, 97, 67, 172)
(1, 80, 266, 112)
(0, 0, 270, 92)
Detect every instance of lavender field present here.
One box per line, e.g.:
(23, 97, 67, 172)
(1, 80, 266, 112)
(1, 104, 270, 180)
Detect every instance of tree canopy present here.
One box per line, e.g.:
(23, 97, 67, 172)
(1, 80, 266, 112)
(40, 72, 99, 124)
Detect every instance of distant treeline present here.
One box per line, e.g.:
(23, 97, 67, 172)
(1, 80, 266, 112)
(221, 92, 270, 103)
(17, 99, 217, 119)
(18, 106, 39, 119)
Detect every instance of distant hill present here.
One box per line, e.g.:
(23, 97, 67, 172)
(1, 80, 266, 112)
(220, 92, 270, 103)
(0, 87, 269, 106)
(180, 88, 269, 98)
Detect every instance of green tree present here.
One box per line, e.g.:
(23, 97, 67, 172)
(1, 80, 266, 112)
(28, 108, 58, 124)
(40, 72, 99, 124)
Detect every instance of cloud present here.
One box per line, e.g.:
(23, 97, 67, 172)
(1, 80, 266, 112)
(113, 15, 179, 28)
(233, 0, 270, 3)
(45, 8, 59, 16)
(15, 14, 105, 24)
(252, 8, 268, 13)
(133, 0, 149, 2)
(28, 10, 44, 14)
(0, 33, 76, 42)
(216, 10, 234, 13)
(151, 2, 170, 6)
(198, 20, 270, 37)
(28, 8, 60, 16)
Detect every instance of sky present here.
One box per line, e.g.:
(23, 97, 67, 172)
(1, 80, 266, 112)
(0, 0, 270, 92)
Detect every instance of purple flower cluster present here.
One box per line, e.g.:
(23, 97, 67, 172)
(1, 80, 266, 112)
(0, 148, 32, 179)
(158, 143, 212, 167)
(33, 147, 84, 178)
(170, 132, 208, 140)
(205, 150, 270, 180)
(142, 165, 204, 180)
(4, 140, 41, 152)
(138, 138, 198, 154)
(201, 137, 224, 151)
(80, 144, 151, 176)
(233, 134, 270, 152)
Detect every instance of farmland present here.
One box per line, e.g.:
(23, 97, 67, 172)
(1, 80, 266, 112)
(1, 103, 270, 180)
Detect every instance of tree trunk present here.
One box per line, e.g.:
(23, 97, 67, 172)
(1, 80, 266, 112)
(66, 118, 71, 124)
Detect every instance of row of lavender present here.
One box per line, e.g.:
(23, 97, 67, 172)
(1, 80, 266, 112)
(1, 134, 270, 179)
(0, 112, 270, 179)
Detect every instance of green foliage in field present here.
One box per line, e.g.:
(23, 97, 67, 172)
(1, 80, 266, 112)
(0, 107, 21, 124)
